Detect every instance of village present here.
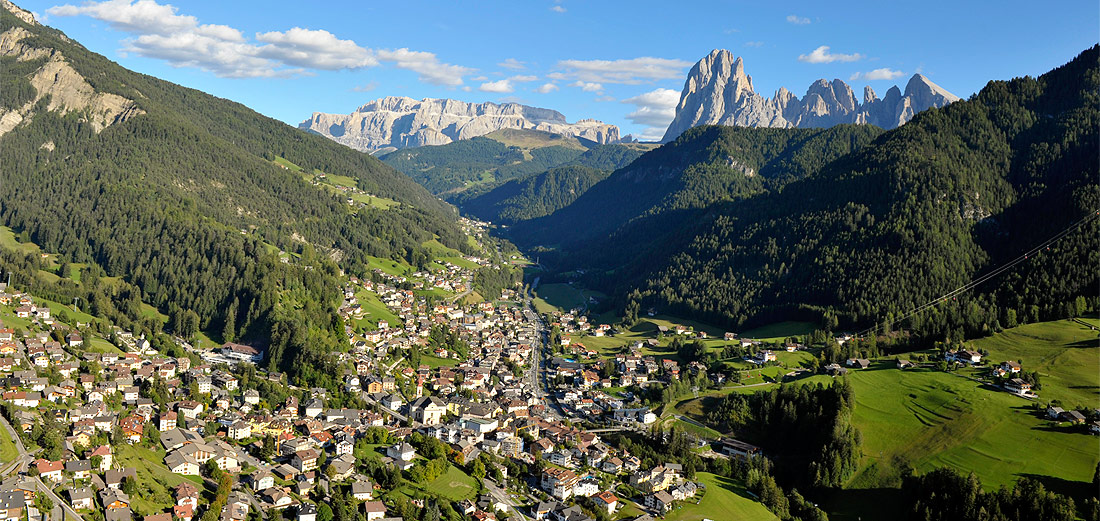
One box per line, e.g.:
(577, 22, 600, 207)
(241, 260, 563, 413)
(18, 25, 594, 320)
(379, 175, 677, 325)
(0, 218, 1096, 521)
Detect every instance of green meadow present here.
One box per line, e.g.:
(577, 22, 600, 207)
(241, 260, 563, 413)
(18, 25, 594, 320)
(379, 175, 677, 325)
(663, 472, 777, 521)
(965, 318, 1099, 408)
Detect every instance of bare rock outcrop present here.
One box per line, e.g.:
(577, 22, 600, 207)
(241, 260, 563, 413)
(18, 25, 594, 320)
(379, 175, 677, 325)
(662, 49, 960, 142)
(300, 97, 620, 153)
(0, 21, 143, 136)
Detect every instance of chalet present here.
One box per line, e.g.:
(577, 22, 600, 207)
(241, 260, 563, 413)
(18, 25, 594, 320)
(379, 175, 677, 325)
(645, 491, 674, 514)
(0, 491, 24, 521)
(824, 363, 848, 376)
(69, 487, 95, 510)
(351, 481, 373, 501)
(1005, 378, 1032, 396)
(846, 358, 871, 369)
(386, 443, 416, 471)
(1001, 361, 1022, 373)
(35, 459, 63, 483)
(362, 502, 386, 521)
(592, 491, 618, 515)
(896, 359, 915, 370)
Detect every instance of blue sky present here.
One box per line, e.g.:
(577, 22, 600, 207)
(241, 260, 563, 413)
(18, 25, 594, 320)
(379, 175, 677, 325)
(18, 0, 1099, 141)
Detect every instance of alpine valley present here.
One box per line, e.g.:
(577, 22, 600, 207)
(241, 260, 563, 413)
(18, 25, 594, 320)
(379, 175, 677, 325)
(0, 3, 1097, 521)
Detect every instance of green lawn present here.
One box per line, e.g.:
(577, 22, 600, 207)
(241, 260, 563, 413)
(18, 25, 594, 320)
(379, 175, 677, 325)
(85, 337, 124, 354)
(116, 444, 206, 515)
(367, 256, 412, 278)
(965, 318, 1099, 408)
(0, 425, 16, 464)
(663, 472, 777, 521)
(417, 464, 477, 501)
(846, 362, 1099, 493)
(353, 289, 402, 329)
(419, 355, 458, 369)
(272, 156, 303, 172)
(0, 225, 41, 255)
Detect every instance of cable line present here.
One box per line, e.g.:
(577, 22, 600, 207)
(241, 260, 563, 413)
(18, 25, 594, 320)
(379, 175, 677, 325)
(858, 209, 1100, 337)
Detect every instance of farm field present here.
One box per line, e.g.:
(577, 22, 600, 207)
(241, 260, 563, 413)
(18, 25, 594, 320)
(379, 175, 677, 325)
(663, 472, 777, 521)
(353, 289, 402, 329)
(965, 318, 1099, 408)
(845, 362, 1099, 494)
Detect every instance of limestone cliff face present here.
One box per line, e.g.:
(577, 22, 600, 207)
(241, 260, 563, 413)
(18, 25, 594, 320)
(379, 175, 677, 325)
(0, 11, 144, 136)
(662, 49, 960, 142)
(300, 97, 620, 153)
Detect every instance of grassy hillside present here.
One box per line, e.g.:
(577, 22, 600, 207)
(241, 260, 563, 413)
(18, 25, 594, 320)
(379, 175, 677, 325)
(381, 127, 653, 204)
(833, 361, 1099, 520)
(965, 318, 1099, 408)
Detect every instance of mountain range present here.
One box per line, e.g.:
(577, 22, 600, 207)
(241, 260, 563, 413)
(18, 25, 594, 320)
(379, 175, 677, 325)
(511, 46, 1098, 336)
(299, 96, 620, 154)
(662, 49, 960, 141)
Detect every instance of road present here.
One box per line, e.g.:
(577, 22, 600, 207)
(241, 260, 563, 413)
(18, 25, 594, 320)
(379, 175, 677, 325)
(0, 415, 31, 477)
(3, 416, 81, 521)
(484, 478, 528, 521)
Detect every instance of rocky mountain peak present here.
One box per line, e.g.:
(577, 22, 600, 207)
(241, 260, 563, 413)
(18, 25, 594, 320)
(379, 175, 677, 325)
(662, 50, 960, 142)
(301, 97, 618, 154)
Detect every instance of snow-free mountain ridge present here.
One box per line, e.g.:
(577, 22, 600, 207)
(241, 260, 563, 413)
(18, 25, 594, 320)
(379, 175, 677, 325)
(300, 96, 619, 154)
(662, 49, 960, 142)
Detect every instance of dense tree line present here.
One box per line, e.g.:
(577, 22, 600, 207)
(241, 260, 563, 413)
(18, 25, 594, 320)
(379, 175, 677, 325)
(714, 379, 860, 489)
(900, 467, 1087, 521)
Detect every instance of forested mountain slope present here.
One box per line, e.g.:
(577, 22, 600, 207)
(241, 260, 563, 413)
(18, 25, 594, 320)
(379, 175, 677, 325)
(0, 5, 466, 384)
(381, 128, 653, 201)
(574, 46, 1099, 337)
(460, 165, 611, 224)
(508, 124, 884, 249)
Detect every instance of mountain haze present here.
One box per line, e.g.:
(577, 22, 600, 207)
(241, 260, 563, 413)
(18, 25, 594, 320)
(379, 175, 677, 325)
(662, 49, 960, 141)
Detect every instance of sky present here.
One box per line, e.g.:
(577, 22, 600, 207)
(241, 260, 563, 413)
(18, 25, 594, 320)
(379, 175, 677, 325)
(16, 0, 1100, 141)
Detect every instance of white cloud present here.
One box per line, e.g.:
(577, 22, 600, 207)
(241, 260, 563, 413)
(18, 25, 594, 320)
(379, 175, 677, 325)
(570, 81, 603, 92)
(47, 0, 472, 84)
(849, 68, 905, 81)
(798, 45, 864, 64)
(744, 41, 764, 48)
(351, 82, 378, 92)
(535, 83, 559, 94)
(550, 5, 566, 13)
(510, 75, 538, 82)
(786, 14, 810, 25)
(622, 87, 680, 127)
(256, 27, 377, 69)
(498, 58, 526, 70)
(636, 127, 667, 141)
(550, 56, 691, 84)
(376, 48, 473, 86)
(48, 0, 196, 35)
(479, 79, 514, 93)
